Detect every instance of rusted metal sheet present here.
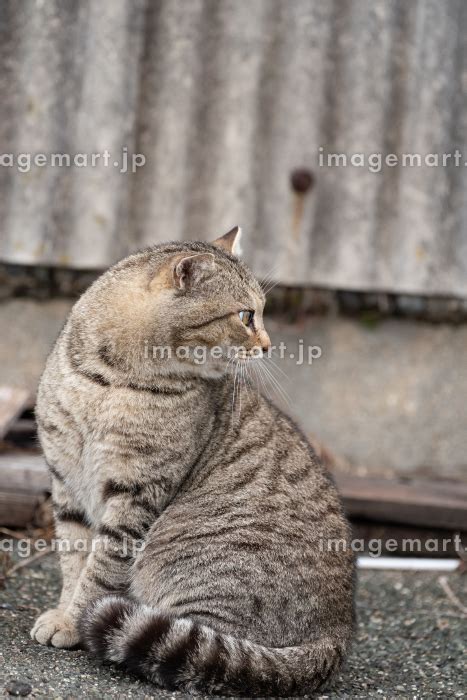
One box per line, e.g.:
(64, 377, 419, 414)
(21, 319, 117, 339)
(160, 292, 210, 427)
(0, 0, 466, 295)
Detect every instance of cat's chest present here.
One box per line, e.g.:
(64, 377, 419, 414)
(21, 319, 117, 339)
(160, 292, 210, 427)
(74, 388, 211, 523)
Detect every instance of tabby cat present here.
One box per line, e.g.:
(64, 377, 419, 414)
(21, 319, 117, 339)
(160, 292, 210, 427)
(31, 228, 355, 696)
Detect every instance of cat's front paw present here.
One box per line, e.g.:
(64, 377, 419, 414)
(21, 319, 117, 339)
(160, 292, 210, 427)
(30, 608, 80, 648)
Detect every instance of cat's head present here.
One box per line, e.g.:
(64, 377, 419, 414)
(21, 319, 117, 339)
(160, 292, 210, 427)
(81, 228, 271, 382)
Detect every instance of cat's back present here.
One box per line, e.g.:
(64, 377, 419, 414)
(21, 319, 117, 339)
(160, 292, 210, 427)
(132, 384, 354, 646)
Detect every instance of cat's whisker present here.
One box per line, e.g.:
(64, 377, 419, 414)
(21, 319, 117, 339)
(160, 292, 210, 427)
(265, 364, 293, 406)
(259, 270, 276, 288)
(258, 359, 293, 409)
(255, 362, 277, 404)
(225, 355, 236, 376)
(260, 265, 281, 292)
(259, 261, 281, 290)
(241, 362, 252, 405)
(242, 361, 257, 403)
(239, 363, 245, 416)
(262, 279, 281, 297)
(231, 360, 240, 421)
(267, 354, 289, 381)
(251, 359, 269, 393)
(242, 363, 247, 409)
(237, 360, 246, 407)
(251, 358, 269, 399)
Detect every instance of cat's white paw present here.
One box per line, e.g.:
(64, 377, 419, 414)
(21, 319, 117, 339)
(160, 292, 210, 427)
(30, 608, 80, 648)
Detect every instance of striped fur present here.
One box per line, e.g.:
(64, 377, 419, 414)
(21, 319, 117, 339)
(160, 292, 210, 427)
(80, 596, 344, 696)
(31, 231, 355, 692)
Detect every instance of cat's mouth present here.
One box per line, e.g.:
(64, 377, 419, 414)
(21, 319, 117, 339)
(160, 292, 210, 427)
(231, 348, 264, 361)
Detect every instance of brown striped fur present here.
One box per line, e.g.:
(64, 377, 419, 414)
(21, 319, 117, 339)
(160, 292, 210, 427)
(31, 229, 355, 695)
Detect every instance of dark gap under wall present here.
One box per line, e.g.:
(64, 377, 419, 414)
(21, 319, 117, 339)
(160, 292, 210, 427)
(2, 263, 467, 323)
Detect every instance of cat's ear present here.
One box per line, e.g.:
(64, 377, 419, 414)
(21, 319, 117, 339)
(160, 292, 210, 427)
(212, 226, 243, 256)
(173, 253, 215, 291)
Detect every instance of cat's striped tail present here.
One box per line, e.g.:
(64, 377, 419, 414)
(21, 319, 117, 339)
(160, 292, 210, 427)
(79, 595, 346, 697)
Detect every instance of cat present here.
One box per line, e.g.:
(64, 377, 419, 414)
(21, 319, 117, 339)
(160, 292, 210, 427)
(31, 227, 355, 696)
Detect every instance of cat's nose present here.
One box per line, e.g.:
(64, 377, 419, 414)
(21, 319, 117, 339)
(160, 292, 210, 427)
(258, 330, 271, 353)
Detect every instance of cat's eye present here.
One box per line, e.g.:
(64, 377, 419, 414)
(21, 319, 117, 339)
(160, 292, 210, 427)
(239, 310, 255, 328)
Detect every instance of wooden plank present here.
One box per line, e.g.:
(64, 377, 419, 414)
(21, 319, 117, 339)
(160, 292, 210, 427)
(351, 520, 466, 558)
(0, 451, 466, 532)
(333, 472, 467, 530)
(0, 491, 47, 528)
(0, 454, 50, 493)
(0, 454, 50, 527)
(0, 386, 31, 440)
(7, 418, 37, 436)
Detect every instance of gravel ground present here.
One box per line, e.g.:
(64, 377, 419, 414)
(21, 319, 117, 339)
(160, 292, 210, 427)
(0, 554, 465, 698)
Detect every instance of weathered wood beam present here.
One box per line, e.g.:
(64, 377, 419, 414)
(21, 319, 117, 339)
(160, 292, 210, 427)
(333, 472, 467, 531)
(0, 386, 31, 440)
(0, 453, 466, 532)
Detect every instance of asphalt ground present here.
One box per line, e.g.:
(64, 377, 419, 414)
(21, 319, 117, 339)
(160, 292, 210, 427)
(0, 553, 465, 698)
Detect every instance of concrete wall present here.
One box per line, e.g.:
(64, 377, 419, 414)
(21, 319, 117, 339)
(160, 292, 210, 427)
(1, 299, 465, 480)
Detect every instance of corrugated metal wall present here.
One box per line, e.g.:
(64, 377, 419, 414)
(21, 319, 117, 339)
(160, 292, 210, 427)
(0, 0, 466, 295)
